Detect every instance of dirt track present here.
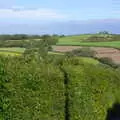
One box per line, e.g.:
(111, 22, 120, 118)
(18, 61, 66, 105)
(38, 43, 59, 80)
(53, 46, 120, 64)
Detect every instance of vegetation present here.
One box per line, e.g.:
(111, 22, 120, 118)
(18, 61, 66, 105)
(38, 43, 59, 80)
(84, 34, 120, 42)
(0, 33, 120, 120)
(0, 34, 58, 48)
(57, 41, 120, 48)
(0, 34, 41, 41)
(0, 49, 120, 120)
(63, 58, 120, 120)
(97, 57, 119, 68)
(0, 56, 65, 120)
(66, 47, 95, 57)
(58, 34, 120, 48)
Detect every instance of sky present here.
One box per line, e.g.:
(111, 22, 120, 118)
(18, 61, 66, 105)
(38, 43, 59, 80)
(0, 0, 120, 34)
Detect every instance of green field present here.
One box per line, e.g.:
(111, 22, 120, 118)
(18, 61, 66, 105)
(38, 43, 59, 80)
(59, 34, 92, 43)
(57, 41, 120, 48)
(58, 35, 120, 48)
(0, 51, 21, 56)
(0, 47, 25, 56)
(0, 47, 25, 53)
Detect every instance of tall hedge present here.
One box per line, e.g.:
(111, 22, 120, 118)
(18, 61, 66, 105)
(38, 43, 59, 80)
(1, 55, 120, 120)
(63, 59, 120, 120)
(0, 56, 65, 120)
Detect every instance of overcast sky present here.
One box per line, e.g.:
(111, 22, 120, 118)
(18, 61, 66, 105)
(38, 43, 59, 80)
(0, 0, 120, 34)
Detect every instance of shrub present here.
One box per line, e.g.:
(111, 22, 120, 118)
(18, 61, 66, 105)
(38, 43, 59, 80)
(63, 59, 120, 120)
(66, 47, 95, 57)
(98, 57, 118, 68)
(0, 56, 65, 120)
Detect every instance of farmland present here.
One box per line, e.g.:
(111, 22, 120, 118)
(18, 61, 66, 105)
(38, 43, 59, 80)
(0, 47, 24, 56)
(57, 41, 120, 48)
(1, 0, 120, 119)
(58, 34, 120, 48)
(1, 34, 120, 120)
(0, 47, 25, 53)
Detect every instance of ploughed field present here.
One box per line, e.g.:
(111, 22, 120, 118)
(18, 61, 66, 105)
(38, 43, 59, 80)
(53, 46, 120, 64)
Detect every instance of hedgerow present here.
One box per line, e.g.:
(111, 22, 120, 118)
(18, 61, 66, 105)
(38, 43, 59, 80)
(63, 59, 120, 120)
(1, 54, 120, 120)
(0, 56, 65, 120)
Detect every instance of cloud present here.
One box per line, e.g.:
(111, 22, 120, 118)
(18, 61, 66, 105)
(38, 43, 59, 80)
(0, 0, 15, 8)
(0, 8, 67, 20)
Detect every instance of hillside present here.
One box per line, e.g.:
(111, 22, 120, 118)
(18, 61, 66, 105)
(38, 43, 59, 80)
(58, 34, 120, 48)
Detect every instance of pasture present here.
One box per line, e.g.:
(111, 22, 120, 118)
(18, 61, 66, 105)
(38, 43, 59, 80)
(57, 40, 120, 48)
(59, 34, 92, 43)
(0, 51, 21, 56)
(0, 47, 25, 56)
(0, 47, 25, 53)
(58, 34, 120, 48)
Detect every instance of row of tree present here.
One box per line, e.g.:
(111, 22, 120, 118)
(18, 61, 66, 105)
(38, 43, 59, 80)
(0, 35, 59, 48)
(84, 34, 120, 42)
(0, 34, 63, 41)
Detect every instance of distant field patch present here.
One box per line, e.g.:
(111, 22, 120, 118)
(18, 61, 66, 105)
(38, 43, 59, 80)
(59, 34, 92, 43)
(0, 51, 21, 56)
(58, 34, 120, 48)
(57, 41, 120, 48)
(0, 47, 25, 53)
(0, 47, 25, 56)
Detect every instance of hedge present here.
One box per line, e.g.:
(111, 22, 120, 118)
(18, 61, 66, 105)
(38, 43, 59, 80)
(63, 59, 120, 120)
(1, 55, 120, 120)
(0, 56, 65, 120)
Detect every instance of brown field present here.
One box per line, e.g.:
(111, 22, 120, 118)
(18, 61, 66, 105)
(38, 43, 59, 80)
(53, 46, 81, 52)
(92, 47, 120, 64)
(53, 46, 120, 64)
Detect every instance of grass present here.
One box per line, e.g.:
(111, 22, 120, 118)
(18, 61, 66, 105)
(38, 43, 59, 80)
(78, 57, 99, 64)
(0, 47, 25, 56)
(0, 47, 25, 53)
(0, 51, 21, 56)
(48, 51, 64, 55)
(58, 40, 120, 48)
(58, 34, 120, 48)
(59, 34, 92, 43)
(49, 51, 99, 65)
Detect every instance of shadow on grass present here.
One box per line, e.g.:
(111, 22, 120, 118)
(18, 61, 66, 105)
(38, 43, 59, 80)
(106, 103, 120, 120)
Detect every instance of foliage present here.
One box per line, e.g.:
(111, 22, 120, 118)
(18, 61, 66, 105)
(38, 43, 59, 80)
(0, 34, 59, 48)
(85, 34, 120, 42)
(66, 47, 95, 57)
(58, 34, 120, 48)
(98, 57, 118, 68)
(63, 59, 120, 120)
(85, 35, 113, 42)
(98, 31, 110, 34)
(0, 56, 65, 120)
(0, 46, 120, 120)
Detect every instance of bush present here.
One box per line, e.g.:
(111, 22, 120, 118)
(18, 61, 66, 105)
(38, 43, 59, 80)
(63, 60, 120, 120)
(85, 34, 120, 42)
(98, 57, 118, 68)
(1, 54, 120, 120)
(0, 56, 65, 120)
(66, 47, 95, 57)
